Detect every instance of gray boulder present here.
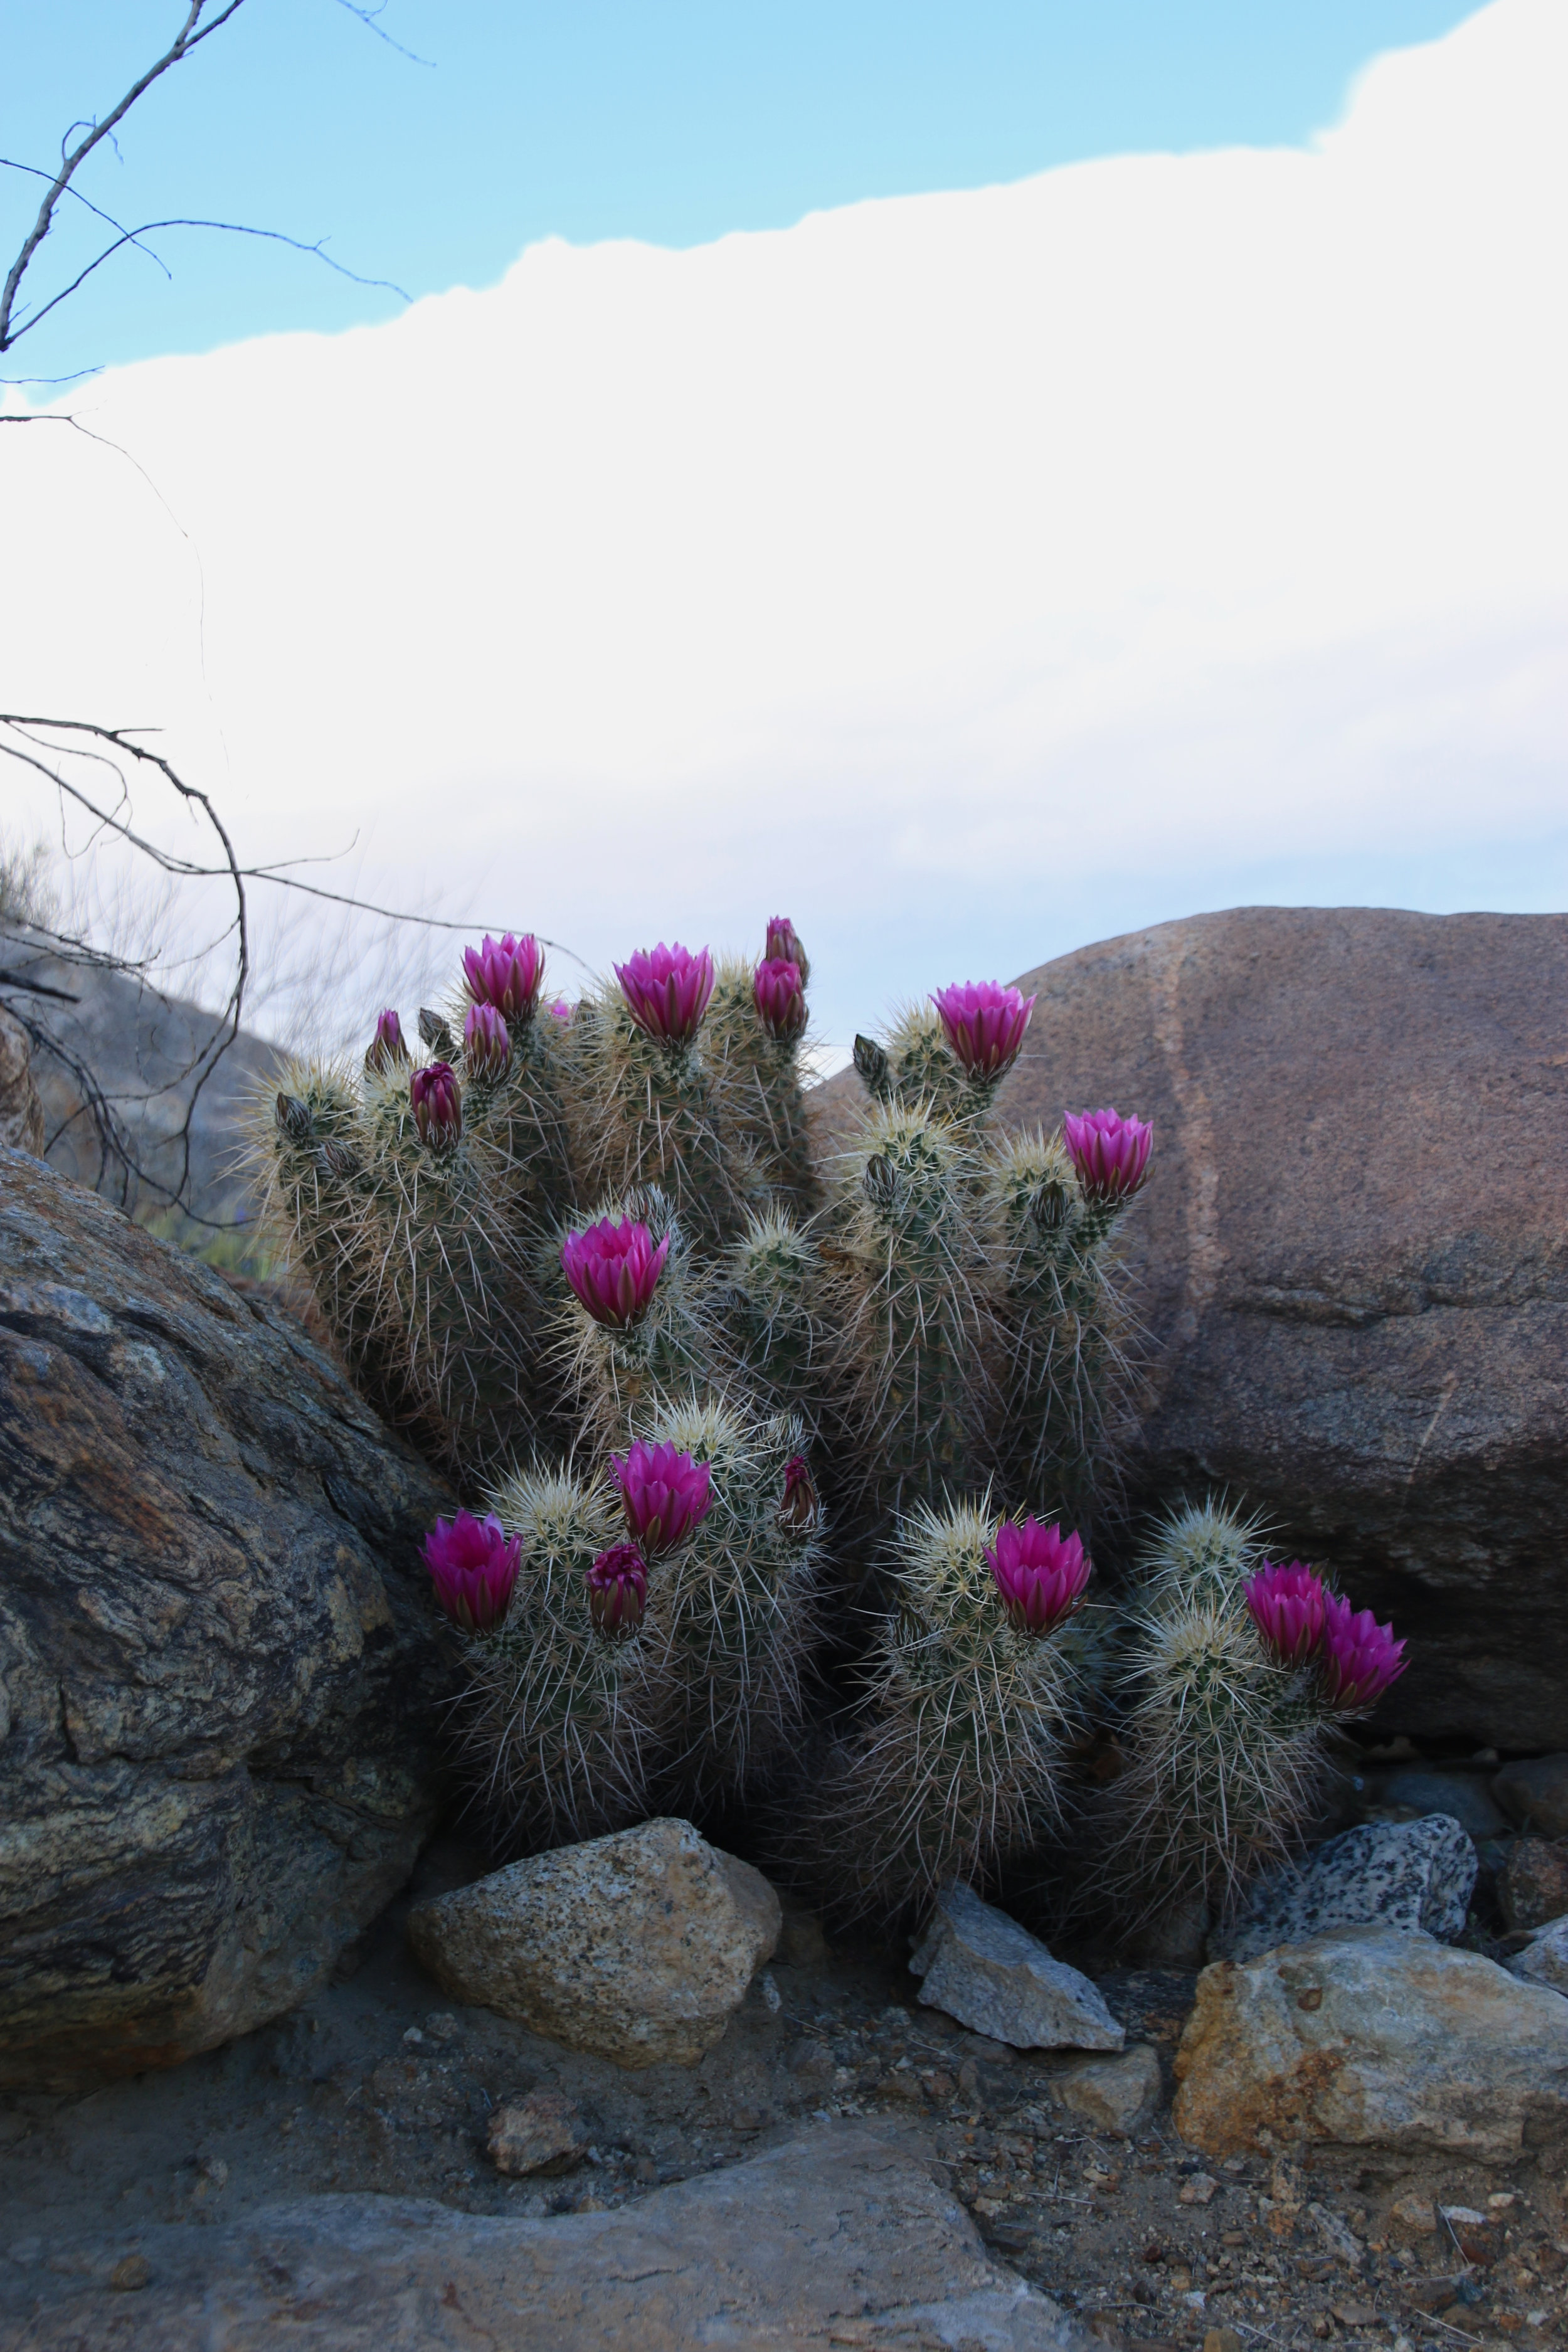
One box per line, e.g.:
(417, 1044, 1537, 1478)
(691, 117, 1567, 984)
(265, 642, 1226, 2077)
(0, 2121, 1086, 2351)
(1493, 1752, 1568, 1839)
(0, 1149, 455, 2091)
(1508, 1915, 1568, 1998)
(1215, 1815, 1476, 1963)
(408, 1818, 781, 2069)
(909, 1882, 1124, 2050)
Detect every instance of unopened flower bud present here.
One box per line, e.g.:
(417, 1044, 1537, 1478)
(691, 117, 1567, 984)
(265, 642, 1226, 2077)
(275, 1093, 313, 1143)
(418, 1006, 457, 1058)
(778, 1453, 819, 1533)
(421, 1510, 520, 1633)
(862, 1153, 899, 1210)
(587, 1542, 647, 1638)
(464, 1002, 511, 1083)
(765, 916, 809, 982)
(753, 958, 807, 1041)
(853, 1034, 890, 1097)
(410, 1061, 463, 1151)
(365, 1009, 410, 1076)
(1029, 1179, 1070, 1232)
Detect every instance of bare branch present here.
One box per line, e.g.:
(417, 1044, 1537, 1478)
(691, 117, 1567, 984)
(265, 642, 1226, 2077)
(1, 2, 249, 353)
(332, 0, 435, 67)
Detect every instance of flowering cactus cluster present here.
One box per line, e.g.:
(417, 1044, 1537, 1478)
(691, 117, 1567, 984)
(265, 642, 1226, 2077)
(257, 915, 1407, 1929)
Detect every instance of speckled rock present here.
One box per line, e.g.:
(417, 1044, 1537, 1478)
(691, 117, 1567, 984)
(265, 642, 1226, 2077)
(406, 1818, 781, 2069)
(908, 1883, 1124, 2051)
(1507, 1914, 1568, 1998)
(0, 1150, 455, 2092)
(1498, 1836, 1568, 1933)
(1051, 2043, 1162, 2136)
(1214, 1816, 1476, 1963)
(0, 2121, 1088, 2351)
(1173, 1926, 1568, 2163)
(1493, 1754, 1568, 1840)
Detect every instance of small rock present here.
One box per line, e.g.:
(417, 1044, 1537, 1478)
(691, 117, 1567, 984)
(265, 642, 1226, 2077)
(1054, 2045, 1163, 2137)
(1172, 1926, 1568, 2161)
(108, 2254, 151, 2292)
(1499, 1835, 1568, 1932)
(1330, 2306, 1379, 2330)
(1179, 2173, 1219, 2205)
(406, 1818, 781, 2069)
(1440, 2205, 1502, 2265)
(1214, 1816, 1477, 1963)
(425, 2011, 461, 2043)
(487, 2089, 588, 2178)
(1203, 2330, 1243, 2352)
(1493, 1754, 1568, 1840)
(1507, 1912, 1568, 1996)
(788, 2038, 832, 2078)
(198, 2156, 228, 2188)
(908, 1883, 1124, 2051)
(1373, 1769, 1509, 1840)
(1387, 2190, 1438, 2238)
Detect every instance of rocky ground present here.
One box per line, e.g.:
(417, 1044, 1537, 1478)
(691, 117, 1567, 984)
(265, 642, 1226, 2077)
(3, 1834, 1564, 2351)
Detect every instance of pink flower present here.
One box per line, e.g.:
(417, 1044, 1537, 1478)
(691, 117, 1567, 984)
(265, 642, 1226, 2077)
(615, 943, 716, 1045)
(365, 1008, 409, 1076)
(1243, 1561, 1329, 1666)
(587, 1542, 647, 1637)
(931, 980, 1037, 1079)
(464, 1002, 511, 1082)
(612, 1438, 713, 1556)
(765, 916, 809, 981)
(561, 1217, 669, 1329)
(1320, 1593, 1407, 1712)
(462, 933, 544, 1022)
(753, 958, 807, 1041)
(778, 1453, 818, 1532)
(410, 1061, 462, 1150)
(421, 1510, 521, 1633)
(1062, 1108, 1153, 1205)
(985, 1517, 1093, 1636)
(546, 998, 573, 1024)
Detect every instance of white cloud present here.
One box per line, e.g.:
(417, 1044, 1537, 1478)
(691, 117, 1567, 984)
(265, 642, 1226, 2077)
(3, 0, 1565, 1049)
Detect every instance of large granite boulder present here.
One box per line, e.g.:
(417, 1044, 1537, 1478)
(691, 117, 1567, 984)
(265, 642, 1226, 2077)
(822, 908, 1568, 1749)
(0, 1149, 456, 2090)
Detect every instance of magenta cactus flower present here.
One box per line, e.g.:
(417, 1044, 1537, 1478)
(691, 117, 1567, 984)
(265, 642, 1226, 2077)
(410, 1061, 463, 1150)
(778, 1453, 819, 1532)
(365, 1007, 409, 1076)
(931, 980, 1037, 1079)
(614, 942, 716, 1046)
(1062, 1107, 1153, 1204)
(561, 1216, 670, 1330)
(1243, 1562, 1330, 1666)
(546, 997, 573, 1023)
(421, 1510, 521, 1633)
(462, 932, 544, 1022)
(765, 915, 809, 981)
(1320, 1593, 1407, 1712)
(985, 1517, 1093, 1636)
(463, 1002, 511, 1083)
(586, 1541, 648, 1638)
(612, 1438, 713, 1556)
(753, 957, 807, 1041)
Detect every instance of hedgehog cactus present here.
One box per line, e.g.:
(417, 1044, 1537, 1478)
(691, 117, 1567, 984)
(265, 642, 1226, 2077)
(255, 904, 1406, 1945)
(797, 1500, 1093, 1922)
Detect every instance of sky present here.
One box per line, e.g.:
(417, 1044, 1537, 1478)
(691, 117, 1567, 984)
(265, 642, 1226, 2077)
(2, 0, 1564, 1059)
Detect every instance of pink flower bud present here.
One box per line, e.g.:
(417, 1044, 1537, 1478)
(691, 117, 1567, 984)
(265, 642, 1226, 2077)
(561, 1217, 670, 1329)
(365, 1008, 410, 1076)
(410, 1061, 462, 1150)
(421, 1510, 521, 1633)
(587, 1541, 647, 1637)
(778, 1453, 819, 1532)
(1243, 1561, 1329, 1666)
(463, 1002, 512, 1082)
(765, 916, 809, 982)
(1062, 1107, 1153, 1204)
(462, 933, 544, 1022)
(1320, 1592, 1407, 1713)
(753, 957, 807, 1041)
(612, 1438, 713, 1557)
(614, 943, 716, 1045)
(931, 980, 1037, 1079)
(546, 998, 573, 1024)
(985, 1517, 1093, 1636)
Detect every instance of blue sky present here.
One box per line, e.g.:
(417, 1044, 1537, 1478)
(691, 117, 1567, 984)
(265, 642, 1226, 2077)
(4, 1, 1478, 380)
